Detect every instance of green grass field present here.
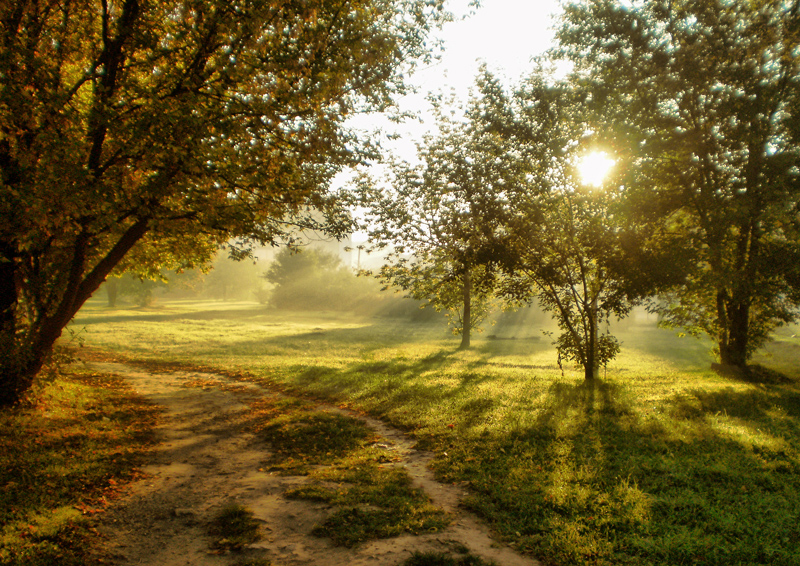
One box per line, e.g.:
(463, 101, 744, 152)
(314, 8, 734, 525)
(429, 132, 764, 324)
(67, 297, 800, 566)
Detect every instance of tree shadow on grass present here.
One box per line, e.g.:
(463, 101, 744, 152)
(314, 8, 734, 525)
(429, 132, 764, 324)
(435, 377, 800, 566)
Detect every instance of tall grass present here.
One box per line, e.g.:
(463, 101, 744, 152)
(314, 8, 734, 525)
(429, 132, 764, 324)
(70, 298, 800, 566)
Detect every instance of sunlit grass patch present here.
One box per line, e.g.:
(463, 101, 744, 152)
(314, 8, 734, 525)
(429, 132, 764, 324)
(71, 299, 800, 566)
(0, 366, 157, 565)
(287, 455, 450, 546)
(251, 394, 450, 546)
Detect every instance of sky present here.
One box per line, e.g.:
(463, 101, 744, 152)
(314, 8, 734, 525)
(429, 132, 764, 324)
(345, 0, 567, 244)
(413, 0, 565, 101)
(346, 0, 567, 166)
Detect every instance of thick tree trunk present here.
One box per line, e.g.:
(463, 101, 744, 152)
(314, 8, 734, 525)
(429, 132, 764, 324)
(459, 269, 471, 350)
(584, 294, 598, 381)
(720, 301, 750, 369)
(0, 219, 150, 408)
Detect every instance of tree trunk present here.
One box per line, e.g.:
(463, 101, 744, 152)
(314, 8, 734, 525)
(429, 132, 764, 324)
(0, 218, 150, 408)
(584, 293, 598, 381)
(721, 301, 750, 369)
(0, 241, 16, 330)
(459, 269, 471, 350)
(106, 278, 118, 307)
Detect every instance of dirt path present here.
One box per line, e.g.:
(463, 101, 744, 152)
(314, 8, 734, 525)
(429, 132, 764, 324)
(92, 362, 541, 566)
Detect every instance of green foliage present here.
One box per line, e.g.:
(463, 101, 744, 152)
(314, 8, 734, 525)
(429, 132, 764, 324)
(263, 247, 393, 313)
(485, 74, 646, 380)
(0, 0, 450, 405)
(355, 76, 527, 346)
(556, 0, 800, 367)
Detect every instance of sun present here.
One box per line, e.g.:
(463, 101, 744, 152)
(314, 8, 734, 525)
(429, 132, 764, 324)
(577, 151, 615, 187)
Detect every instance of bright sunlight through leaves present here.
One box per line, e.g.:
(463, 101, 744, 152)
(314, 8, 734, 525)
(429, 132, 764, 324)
(577, 151, 615, 187)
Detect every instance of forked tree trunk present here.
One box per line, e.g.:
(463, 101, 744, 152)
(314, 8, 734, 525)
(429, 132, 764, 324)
(459, 269, 471, 350)
(0, 219, 151, 408)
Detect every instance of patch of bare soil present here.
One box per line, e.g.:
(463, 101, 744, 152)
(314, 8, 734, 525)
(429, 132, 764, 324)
(91, 362, 540, 566)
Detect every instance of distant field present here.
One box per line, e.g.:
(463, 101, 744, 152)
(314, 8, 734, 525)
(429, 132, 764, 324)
(69, 298, 800, 566)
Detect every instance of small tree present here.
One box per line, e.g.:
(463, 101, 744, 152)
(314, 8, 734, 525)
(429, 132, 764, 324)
(356, 76, 523, 348)
(492, 74, 656, 381)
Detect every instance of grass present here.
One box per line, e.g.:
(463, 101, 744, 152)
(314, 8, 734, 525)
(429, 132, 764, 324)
(67, 297, 800, 566)
(245, 394, 450, 546)
(0, 362, 158, 565)
(402, 550, 497, 566)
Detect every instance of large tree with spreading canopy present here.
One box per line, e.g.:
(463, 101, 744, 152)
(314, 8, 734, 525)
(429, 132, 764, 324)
(557, 0, 800, 371)
(0, 0, 448, 405)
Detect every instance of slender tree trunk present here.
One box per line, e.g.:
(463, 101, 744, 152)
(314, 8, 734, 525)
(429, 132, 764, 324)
(459, 269, 471, 350)
(106, 278, 118, 307)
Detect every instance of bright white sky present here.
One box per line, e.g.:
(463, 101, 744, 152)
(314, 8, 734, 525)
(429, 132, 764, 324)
(345, 0, 567, 243)
(415, 0, 565, 101)
(352, 0, 566, 161)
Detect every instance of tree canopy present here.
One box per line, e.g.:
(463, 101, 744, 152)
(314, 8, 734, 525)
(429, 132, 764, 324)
(557, 0, 800, 369)
(0, 0, 448, 405)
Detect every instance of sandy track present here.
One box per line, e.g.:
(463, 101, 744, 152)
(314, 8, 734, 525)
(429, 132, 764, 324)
(92, 362, 540, 566)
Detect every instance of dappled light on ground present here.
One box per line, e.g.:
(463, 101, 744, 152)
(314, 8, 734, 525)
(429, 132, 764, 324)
(65, 299, 800, 566)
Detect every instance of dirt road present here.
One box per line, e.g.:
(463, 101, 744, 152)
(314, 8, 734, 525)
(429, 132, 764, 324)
(92, 362, 540, 566)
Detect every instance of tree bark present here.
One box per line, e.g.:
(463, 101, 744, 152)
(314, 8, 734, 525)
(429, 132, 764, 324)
(0, 240, 15, 330)
(459, 269, 471, 350)
(584, 293, 598, 381)
(721, 300, 750, 369)
(0, 218, 150, 408)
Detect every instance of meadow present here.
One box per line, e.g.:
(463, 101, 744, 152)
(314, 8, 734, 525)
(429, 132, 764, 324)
(65, 297, 800, 566)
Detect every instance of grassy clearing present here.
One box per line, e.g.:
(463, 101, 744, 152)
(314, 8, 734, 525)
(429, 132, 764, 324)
(0, 364, 157, 565)
(70, 298, 800, 566)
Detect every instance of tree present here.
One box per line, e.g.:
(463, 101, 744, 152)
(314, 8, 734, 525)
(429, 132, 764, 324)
(557, 0, 800, 370)
(355, 76, 523, 348)
(263, 246, 385, 312)
(490, 75, 653, 381)
(0, 0, 448, 406)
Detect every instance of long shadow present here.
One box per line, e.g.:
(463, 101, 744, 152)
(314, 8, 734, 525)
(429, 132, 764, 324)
(73, 306, 276, 326)
(445, 376, 800, 565)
